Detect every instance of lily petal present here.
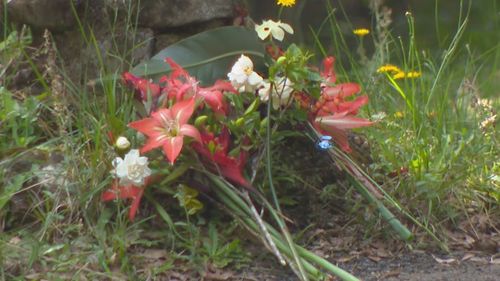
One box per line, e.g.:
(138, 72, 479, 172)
(271, 27, 285, 41)
(321, 57, 337, 84)
(255, 24, 271, 40)
(316, 114, 373, 130)
(279, 22, 294, 34)
(172, 98, 196, 125)
(163, 136, 184, 164)
(323, 83, 361, 98)
(180, 124, 202, 143)
(128, 117, 160, 137)
(128, 188, 145, 221)
(337, 95, 369, 115)
(140, 137, 165, 154)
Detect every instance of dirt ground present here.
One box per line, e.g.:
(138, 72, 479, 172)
(340, 251, 500, 281)
(241, 251, 500, 281)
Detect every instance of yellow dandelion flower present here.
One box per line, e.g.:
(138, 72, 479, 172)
(377, 64, 402, 74)
(393, 71, 406, 80)
(353, 28, 370, 37)
(277, 0, 296, 7)
(406, 71, 421, 78)
(394, 111, 405, 118)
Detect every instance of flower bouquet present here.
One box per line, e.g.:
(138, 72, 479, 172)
(101, 17, 412, 281)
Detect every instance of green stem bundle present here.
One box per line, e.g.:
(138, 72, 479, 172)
(205, 173, 359, 281)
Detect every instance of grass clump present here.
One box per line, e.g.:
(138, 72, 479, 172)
(314, 0, 499, 238)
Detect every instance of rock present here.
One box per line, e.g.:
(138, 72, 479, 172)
(131, 28, 155, 63)
(6, 0, 83, 31)
(53, 24, 155, 84)
(138, 0, 234, 29)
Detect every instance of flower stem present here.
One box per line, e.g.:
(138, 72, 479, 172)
(265, 91, 309, 281)
(205, 173, 359, 281)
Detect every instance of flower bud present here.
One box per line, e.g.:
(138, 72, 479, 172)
(115, 136, 131, 150)
(276, 56, 287, 65)
(194, 115, 208, 127)
(235, 117, 245, 127)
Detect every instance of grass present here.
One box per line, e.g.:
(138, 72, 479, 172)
(314, 0, 499, 237)
(1, 0, 499, 280)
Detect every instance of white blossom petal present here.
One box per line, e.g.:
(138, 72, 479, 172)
(247, 72, 263, 86)
(271, 28, 285, 41)
(279, 22, 294, 34)
(111, 149, 151, 186)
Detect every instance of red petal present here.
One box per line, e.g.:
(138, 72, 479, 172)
(180, 124, 202, 143)
(137, 80, 161, 99)
(337, 95, 369, 115)
(163, 136, 184, 164)
(123, 72, 140, 87)
(321, 56, 337, 83)
(172, 98, 196, 125)
(128, 117, 161, 137)
(165, 57, 189, 79)
(312, 121, 351, 152)
(101, 178, 151, 221)
(151, 108, 174, 124)
(220, 164, 251, 188)
(198, 89, 227, 115)
(206, 80, 238, 94)
(101, 190, 118, 201)
(140, 137, 165, 154)
(315, 114, 373, 130)
(128, 188, 145, 221)
(323, 83, 360, 98)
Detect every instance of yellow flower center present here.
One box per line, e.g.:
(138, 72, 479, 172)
(353, 28, 370, 37)
(156, 112, 179, 137)
(277, 0, 296, 7)
(243, 65, 253, 76)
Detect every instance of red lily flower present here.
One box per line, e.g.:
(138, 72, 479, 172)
(123, 72, 161, 101)
(311, 56, 373, 152)
(101, 177, 151, 221)
(314, 113, 373, 152)
(128, 98, 201, 164)
(197, 80, 238, 115)
(192, 128, 251, 188)
(314, 83, 367, 117)
(161, 58, 237, 115)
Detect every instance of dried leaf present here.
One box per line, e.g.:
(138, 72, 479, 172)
(336, 255, 357, 263)
(380, 270, 401, 279)
(470, 257, 488, 263)
(461, 253, 475, 261)
(432, 255, 457, 265)
(368, 255, 382, 262)
(139, 249, 169, 260)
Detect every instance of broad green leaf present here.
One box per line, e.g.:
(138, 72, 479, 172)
(131, 26, 266, 85)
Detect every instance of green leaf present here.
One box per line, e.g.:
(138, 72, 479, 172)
(0, 174, 27, 211)
(131, 26, 266, 85)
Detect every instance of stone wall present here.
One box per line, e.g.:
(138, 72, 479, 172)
(3, 0, 235, 86)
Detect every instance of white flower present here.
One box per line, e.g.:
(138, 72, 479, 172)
(115, 136, 131, 150)
(227, 55, 263, 93)
(112, 149, 151, 186)
(258, 77, 294, 109)
(255, 20, 294, 41)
